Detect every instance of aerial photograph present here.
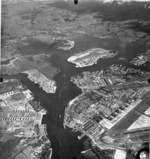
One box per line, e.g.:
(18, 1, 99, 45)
(1, 0, 150, 159)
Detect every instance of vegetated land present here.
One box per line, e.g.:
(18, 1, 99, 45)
(2, 1, 150, 159)
(2, 0, 150, 77)
(1, 54, 58, 79)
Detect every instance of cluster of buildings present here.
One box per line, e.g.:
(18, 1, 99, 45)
(71, 64, 147, 91)
(130, 50, 150, 66)
(64, 64, 150, 150)
(24, 69, 57, 94)
(67, 48, 117, 68)
(0, 79, 51, 159)
(130, 54, 148, 66)
(71, 70, 117, 90)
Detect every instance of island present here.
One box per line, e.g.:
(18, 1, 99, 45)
(0, 79, 52, 159)
(53, 38, 75, 50)
(23, 69, 57, 94)
(64, 64, 150, 156)
(67, 48, 117, 68)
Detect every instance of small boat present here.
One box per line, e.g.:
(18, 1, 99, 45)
(58, 139, 61, 147)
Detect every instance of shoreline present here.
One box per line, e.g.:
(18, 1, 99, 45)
(0, 79, 52, 159)
(67, 48, 117, 68)
(23, 69, 57, 94)
(64, 64, 150, 152)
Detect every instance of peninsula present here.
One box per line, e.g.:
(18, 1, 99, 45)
(64, 64, 150, 155)
(0, 79, 52, 159)
(24, 69, 57, 94)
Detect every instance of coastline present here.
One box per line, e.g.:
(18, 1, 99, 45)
(1, 54, 59, 80)
(67, 48, 117, 68)
(0, 79, 52, 159)
(23, 69, 57, 94)
(64, 64, 150, 152)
